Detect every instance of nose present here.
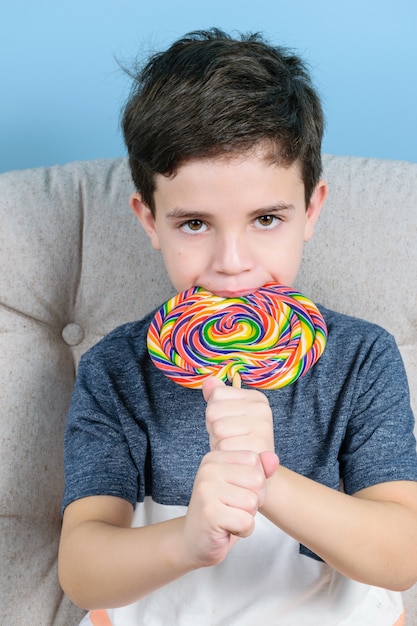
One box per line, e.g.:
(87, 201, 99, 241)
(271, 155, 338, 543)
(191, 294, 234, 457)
(212, 233, 254, 275)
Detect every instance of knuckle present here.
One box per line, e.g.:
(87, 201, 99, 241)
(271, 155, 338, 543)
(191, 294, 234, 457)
(205, 405, 216, 424)
(240, 514, 255, 537)
(245, 491, 259, 513)
(244, 450, 260, 466)
(252, 471, 265, 491)
(211, 419, 225, 439)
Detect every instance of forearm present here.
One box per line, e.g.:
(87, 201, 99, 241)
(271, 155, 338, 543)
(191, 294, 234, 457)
(59, 450, 269, 610)
(261, 466, 417, 591)
(59, 515, 194, 610)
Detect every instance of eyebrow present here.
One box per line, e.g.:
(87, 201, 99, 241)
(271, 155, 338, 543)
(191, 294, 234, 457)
(249, 203, 295, 218)
(166, 208, 213, 220)
(166, 203, 295, 220)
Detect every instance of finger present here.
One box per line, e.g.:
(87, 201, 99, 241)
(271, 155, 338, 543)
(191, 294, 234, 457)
(224, 511, 256, 538)
(201, 450, 267, 495)
(259, 451, 280, 479)
(202, 375, 226, 402)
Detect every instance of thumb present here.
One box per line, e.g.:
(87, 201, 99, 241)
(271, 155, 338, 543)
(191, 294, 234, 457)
(202, 375, 225, 402)
(259, 451, 279, 479)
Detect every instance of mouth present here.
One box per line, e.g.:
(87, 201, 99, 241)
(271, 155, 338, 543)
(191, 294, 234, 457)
(211, 288, 261, 299)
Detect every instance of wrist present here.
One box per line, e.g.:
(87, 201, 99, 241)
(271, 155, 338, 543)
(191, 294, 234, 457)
(161, 516, 202, 575)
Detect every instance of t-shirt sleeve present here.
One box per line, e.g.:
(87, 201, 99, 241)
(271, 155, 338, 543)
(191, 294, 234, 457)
(62, 349, 144, 512)
(340, 330, 417, 495)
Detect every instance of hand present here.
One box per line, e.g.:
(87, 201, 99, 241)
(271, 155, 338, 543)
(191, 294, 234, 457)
(203, 376, 277, 473)
(179, 377, 279, 570)
(181, 449, 269, 568)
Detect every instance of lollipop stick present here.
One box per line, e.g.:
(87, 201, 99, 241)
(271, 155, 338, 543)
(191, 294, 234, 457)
(232, 372, 241, 388)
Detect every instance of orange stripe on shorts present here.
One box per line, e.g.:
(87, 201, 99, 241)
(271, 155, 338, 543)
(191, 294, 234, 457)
(90, 609, 113, 626)
(393, 610, 405, 626)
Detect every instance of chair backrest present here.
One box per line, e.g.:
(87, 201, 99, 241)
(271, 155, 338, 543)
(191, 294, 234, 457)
(1, 155, 416, 624)
(296, 155, 417, 421)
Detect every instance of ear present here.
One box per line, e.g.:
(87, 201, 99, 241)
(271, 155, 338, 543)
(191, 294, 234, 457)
(303, 180, 327, 242)
(130, 193, 160, 250)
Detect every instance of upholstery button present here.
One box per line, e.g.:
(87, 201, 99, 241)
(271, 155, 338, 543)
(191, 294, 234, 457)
(62, 323, 85, 346)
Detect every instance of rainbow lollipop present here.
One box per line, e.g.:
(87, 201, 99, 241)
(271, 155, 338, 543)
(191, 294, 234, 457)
(147, 282, 327, 389)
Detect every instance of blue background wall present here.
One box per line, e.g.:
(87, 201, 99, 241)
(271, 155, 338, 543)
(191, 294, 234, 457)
(1, 0, 416, 173)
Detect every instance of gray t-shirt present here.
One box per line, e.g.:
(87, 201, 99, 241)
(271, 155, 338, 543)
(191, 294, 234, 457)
(63, 305, 417, 548)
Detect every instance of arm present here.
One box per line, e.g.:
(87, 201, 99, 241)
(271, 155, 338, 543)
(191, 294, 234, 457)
(261, 468, 417, 591)
(204, 377, 417, 591)
(59, 495, 190, 609)
(58, 448, 274, 610)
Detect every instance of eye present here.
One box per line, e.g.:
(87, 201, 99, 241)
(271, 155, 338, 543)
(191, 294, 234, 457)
(255, 215, 279, 229)
(180, 219, 207, 234)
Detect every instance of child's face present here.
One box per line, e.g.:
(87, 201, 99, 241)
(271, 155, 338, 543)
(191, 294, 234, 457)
(131, 150, 327, 296)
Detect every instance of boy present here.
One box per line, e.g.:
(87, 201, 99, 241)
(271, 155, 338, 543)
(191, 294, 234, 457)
(59, 29, 417, 624)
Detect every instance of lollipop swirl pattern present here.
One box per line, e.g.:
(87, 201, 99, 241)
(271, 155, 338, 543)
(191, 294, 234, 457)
(147, 283, 327, 389)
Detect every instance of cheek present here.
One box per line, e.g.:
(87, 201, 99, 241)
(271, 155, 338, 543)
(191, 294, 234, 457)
(269, 236, 304, 284)
(160, 248, 196, 290)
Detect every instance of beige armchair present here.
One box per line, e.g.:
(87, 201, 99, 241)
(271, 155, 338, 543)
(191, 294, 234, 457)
(1, 155, 416, 625)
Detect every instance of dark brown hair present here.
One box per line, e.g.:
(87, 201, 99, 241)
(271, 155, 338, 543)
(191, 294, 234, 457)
(122, 28, 324, 213)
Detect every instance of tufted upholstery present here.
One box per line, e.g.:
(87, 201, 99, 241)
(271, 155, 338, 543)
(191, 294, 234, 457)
(0, 155, 416, 625)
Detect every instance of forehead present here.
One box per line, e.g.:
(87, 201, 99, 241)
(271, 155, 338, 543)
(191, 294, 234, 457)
(153, 152, 305, 212)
